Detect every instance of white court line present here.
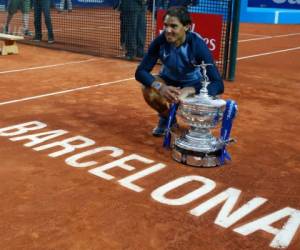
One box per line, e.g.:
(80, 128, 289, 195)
(239, 36, 272, 42)
(272, 32, 300, 38)
(239, 32, 300, 43)
(46, 27, 110, 33)
(1, 46, 300, 106)
(0, 78, 134, 106)
(237, 46, 300, 60)
(239, 33, 271, 37)
(0, 58, 97, 74)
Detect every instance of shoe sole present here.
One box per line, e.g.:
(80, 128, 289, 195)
(152, 131, 165, 137)
(152, 133, 165, 137)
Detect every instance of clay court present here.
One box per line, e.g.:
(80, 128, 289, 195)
(0, 23, 300, 249)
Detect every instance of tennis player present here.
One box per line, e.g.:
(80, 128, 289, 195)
(135, 6, 224, 136)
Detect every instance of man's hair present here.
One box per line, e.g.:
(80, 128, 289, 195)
(163, 6, 192, 26)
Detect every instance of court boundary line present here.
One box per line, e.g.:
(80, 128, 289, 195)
(237, 46, 300, 60)
(46, 27, 111, 33)
(0, 58, 98, 74)
(239, 32, 271, 37)
(0, 78, 134, 106)
(1, 32, 299, 75)
(239, 32, 300, 42)
(0, 46, 299, 106)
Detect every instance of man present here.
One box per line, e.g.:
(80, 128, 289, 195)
(113, 0, 126, 51)
(3, 0, 32, 36)
(32, 0, 54, 43)
(119, 0, 147, 60)
(58, 0, 73, 12)
(135, 6, 224, 136)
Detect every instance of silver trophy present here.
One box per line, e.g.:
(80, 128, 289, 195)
(172, 62, 232, 167)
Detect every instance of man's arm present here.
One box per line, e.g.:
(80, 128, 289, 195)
(135, 37, 160, 87)
(135, 37, 182, 103)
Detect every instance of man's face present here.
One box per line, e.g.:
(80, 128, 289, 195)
(163, 15, 188, 46)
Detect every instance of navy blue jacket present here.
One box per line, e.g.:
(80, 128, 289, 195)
(135, 31, 224, 96)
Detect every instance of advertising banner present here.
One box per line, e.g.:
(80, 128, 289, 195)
(156, 10, 223, 60)
(54, 0, 116, 8)
(248, 0, 300, 10)
(0, 0, 7, 10)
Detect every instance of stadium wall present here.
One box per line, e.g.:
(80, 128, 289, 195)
(240, 0, 300, 24)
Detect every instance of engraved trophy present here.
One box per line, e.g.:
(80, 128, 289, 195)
(171, 62, 235, 167)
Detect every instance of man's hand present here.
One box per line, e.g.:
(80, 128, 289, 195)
(178, 87, 196, 101)
(151, 77, 195, 104)
(159, 85, 181, 103)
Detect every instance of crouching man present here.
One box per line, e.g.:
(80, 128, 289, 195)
(135, 6, 224, 136)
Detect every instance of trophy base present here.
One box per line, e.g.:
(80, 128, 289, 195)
(172, 145, 222, 168)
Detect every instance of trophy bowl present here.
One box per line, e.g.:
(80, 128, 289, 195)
(178, 96, 226, 129)
(170, 60, 229, 167)
(169, 61, 236, 168)
(172, 95, 227, 167)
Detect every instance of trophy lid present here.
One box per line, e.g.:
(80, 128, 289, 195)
(181, 94, 226, 108)
(180, 61, 226, 109)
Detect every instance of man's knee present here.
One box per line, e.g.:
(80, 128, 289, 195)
(142, 85, 162, 104)
(141, 86, 169, 116)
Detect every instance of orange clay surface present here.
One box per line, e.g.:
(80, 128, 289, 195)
(0, 23, 299, 250)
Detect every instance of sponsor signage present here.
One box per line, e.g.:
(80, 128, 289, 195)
(156, 10, 223, 60)
(248, 0, 300, 10)
(0, 0, 7, 9)
(53, 0, 117, 7)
